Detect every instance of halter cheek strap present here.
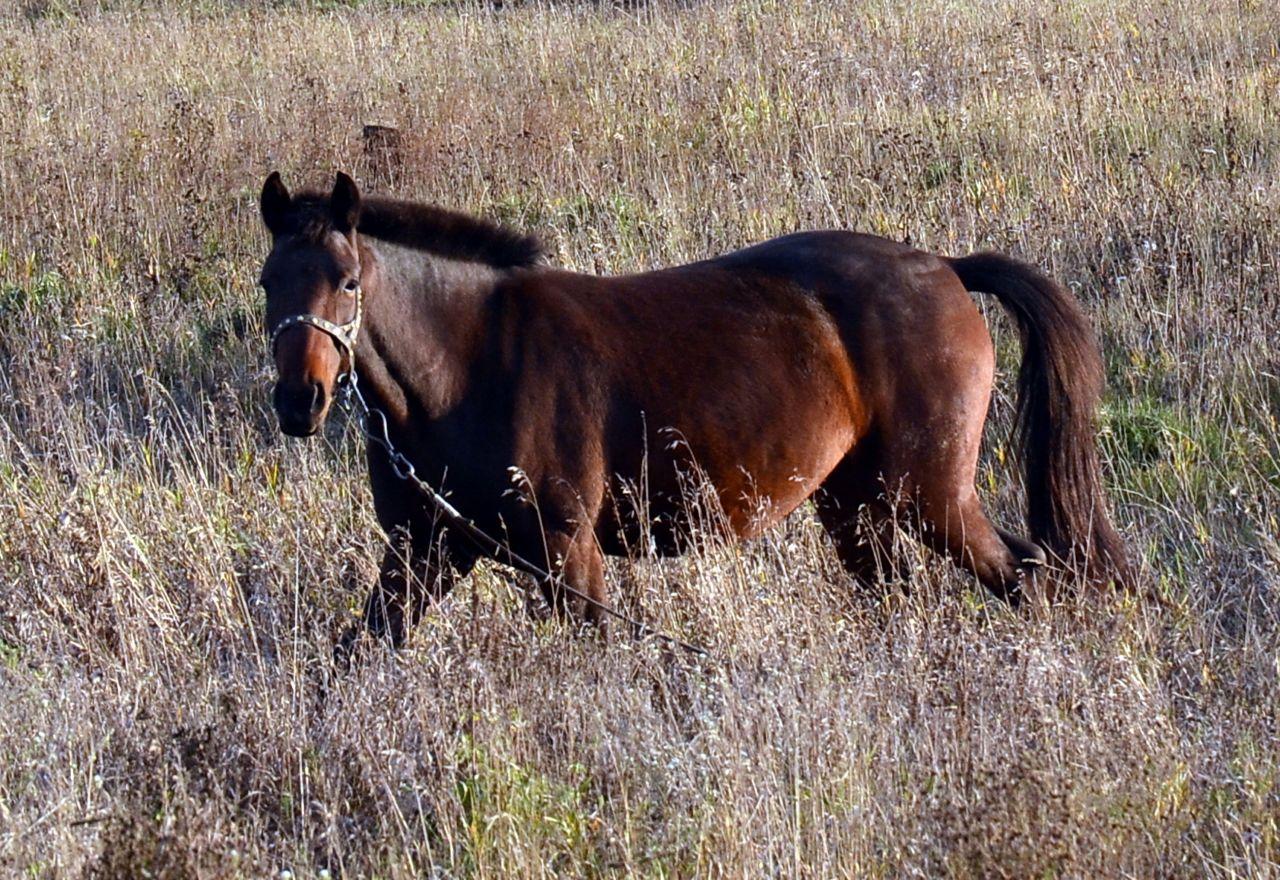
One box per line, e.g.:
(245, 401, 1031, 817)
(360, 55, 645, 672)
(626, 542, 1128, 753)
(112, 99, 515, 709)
(269, 282, 363, 372)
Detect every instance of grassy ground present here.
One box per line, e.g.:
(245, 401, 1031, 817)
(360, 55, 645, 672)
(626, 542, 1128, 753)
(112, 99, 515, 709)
(0, 0, 1277, 876)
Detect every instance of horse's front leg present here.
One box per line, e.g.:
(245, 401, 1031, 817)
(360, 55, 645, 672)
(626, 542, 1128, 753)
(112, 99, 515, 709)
(367, 526, 462, 646)
(336, 526, 464, 665)
(540, 528, 609, 630)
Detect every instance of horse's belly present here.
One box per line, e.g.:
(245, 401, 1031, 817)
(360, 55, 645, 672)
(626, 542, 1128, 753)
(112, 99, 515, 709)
(597, 406, 857, 556)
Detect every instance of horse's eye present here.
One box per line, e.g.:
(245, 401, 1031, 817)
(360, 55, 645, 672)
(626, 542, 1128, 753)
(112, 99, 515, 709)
(342, 278, 360, 295)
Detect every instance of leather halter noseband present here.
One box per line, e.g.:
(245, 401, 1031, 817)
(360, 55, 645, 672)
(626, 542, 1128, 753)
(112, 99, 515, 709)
(269, 281, 363, 373)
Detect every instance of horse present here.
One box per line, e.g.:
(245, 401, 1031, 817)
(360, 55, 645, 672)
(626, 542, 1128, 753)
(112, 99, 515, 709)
(257, 171, 1130, 649)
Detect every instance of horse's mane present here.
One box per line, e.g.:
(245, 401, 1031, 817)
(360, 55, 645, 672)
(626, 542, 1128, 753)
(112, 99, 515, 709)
(285, 192, 545, 269)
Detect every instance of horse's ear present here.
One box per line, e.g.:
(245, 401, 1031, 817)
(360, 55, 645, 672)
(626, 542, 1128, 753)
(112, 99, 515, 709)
(260, 172, 291, 236)
(331, 172, 361, 235)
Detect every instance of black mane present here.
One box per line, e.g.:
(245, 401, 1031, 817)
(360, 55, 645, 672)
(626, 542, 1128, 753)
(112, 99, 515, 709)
(283, 192, 545, 269)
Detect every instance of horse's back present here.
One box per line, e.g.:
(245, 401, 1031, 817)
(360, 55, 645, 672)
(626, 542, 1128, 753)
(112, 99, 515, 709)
(713, 229, 993, 394)
(711, 230, 964, 307)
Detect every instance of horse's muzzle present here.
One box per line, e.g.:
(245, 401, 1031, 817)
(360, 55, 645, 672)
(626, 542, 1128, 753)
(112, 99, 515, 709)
(273, 380, 329, 437)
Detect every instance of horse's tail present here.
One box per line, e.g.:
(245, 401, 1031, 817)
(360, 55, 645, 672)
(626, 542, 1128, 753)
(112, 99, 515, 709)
(946, 252, 1130, 587)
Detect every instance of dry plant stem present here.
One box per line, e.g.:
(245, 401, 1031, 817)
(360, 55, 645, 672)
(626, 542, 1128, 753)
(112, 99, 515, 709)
(0, 0, 1278, 877)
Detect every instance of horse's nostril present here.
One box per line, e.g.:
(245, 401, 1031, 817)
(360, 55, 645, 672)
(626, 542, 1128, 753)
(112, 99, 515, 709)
(274, 381, 324, 419)
(309, 381, 326, 415)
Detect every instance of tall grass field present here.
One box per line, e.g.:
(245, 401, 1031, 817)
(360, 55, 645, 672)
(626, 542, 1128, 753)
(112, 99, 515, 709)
(0, 0, 1277, 876)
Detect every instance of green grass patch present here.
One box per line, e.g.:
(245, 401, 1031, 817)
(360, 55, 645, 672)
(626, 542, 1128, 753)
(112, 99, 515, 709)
(454, 733, 605, 875)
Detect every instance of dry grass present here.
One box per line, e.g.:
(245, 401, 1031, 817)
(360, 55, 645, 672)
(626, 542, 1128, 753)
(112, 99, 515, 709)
(0, 0, 1278, 876)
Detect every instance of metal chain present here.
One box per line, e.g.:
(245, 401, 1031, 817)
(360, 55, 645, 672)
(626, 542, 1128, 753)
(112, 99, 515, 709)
(335, 371, 710, 657)
(342, 374, 419, 483)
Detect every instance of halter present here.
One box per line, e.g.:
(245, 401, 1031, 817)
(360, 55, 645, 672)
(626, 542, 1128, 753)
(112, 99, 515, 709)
(269, 281, 363, 373)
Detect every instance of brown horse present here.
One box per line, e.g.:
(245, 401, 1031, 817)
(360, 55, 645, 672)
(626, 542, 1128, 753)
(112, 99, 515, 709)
(258, 171, 1129, 647)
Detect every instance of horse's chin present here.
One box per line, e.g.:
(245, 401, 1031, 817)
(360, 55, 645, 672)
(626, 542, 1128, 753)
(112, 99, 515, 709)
(278, 416, 322, 438)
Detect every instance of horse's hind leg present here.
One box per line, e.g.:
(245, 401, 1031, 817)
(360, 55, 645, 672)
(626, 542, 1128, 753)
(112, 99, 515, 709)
(996, 526, 1048, 568)
(816, 415, 1044, 600)
(913, 483, 1043, 604)
(899, 412, 1046, 602)
(873, 301, 1042, 602)
(814, 441, 909, 589)
(815, 499, 904, 587)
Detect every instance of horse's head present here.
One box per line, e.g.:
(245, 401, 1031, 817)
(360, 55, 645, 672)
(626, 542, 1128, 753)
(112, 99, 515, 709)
(258, 171, 364, 437)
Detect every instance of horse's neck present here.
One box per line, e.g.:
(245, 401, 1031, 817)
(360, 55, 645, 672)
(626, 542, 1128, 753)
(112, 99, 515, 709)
(355, 240, 498, 426)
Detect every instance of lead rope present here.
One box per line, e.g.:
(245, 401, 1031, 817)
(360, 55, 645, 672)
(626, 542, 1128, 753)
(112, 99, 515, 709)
(336, 371, 710, 658)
